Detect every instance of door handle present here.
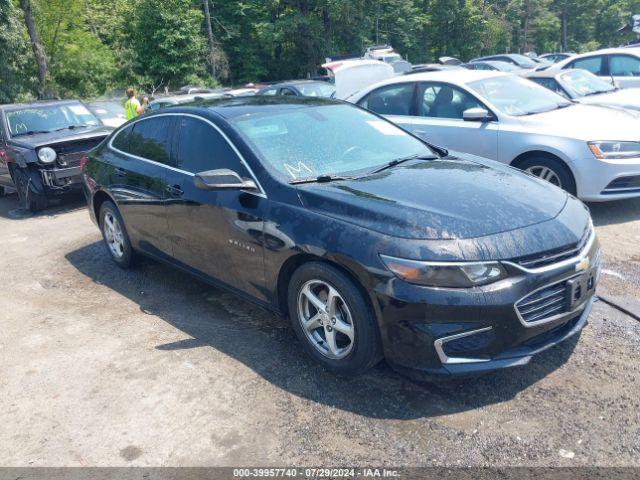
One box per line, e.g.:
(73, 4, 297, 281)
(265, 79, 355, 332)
(166, 184, 184, 197)
(414, 128, 428, 135)
(115, 167, 127, 177)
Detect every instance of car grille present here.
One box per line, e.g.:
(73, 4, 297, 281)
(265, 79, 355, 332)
(516, 279, 570, 323)
(602, 175, 640, 194)
(441, 329, 496, 357)
(52, 138, 105, 167)
(514, 226, 592, 270)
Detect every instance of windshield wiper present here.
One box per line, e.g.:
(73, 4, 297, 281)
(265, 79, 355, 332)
(53, 124, 90, 132)
(366, 153, 437, 176)
(288, 174, 353, 185)
(11, 130, 51, 137)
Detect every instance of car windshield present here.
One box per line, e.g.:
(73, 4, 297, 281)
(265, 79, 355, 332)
(297, 82, 336, 98)
(508, 54, 538, 68)
(488, 61, 519, 72)
(5, 103, 100, 136)
(383, 54, 403, 64)
(559, 70, 615, 97)
(231, 104, 434, 181)
(468, 75, 572, 116)
(89, 102, 124, 119)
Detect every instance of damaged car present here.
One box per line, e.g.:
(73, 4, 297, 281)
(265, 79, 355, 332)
(83, 97, 600, 378)
(0, 100, 112, 211)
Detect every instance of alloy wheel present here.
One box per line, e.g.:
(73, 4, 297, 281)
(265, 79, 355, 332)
(297, 279, 355, 360)
(103, 212, 125, 259)
(525, 165, 563, 188)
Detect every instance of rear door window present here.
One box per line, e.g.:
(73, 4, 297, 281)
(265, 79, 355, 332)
(174, 116, 248, 175)
(111, 124, 133, 152)
(609, 55, 640, 77)
(568, 56, 604, 76)
(359, 83, 415, 116)
(128, 116, 174, 166)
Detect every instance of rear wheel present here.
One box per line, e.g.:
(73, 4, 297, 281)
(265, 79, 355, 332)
(518, 156, 577, 195)
(288, 262, 382, 375)
(99, 201, 134, 268)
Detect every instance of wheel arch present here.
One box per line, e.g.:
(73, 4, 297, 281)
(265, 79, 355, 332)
(510, 149, 573, 173)
(92, 189, 118, 224)
(276, 253, 378, 320)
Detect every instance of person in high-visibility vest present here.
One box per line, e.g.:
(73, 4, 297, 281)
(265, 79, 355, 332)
(124, 88, 148, 120)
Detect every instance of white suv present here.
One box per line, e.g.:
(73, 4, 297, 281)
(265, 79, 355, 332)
(348, 70, 640, 201)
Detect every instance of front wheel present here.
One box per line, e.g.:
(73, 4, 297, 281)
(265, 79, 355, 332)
(518, 156, 577, 195)
(288, 262, 382, 375)
(99, 201, 134, 268)
(12, 167, 47, 212)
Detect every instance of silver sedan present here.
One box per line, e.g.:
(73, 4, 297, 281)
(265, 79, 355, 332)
(347, 70, 640, 201)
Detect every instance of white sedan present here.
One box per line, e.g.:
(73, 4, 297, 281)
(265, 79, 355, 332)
(347, 70, 640, 201)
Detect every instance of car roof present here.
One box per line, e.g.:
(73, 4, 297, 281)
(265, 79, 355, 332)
(391, 69, 506, 84)
(0, 99, 83, 111)
(262, 80, 329, 89)
(151, 96, 344, 120)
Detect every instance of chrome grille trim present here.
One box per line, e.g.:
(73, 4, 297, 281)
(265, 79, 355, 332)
(504, 225, 596, 274)
(434, 327, 493, 365)
(514, 273, 591, 327)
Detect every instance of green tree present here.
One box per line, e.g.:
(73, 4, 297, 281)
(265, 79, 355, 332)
(127, 0, 207, 90)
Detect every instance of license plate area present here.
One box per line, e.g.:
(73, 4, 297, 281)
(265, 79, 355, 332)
(566, 269, 597, 310)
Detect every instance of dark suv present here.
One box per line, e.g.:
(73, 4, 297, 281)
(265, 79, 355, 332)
(0, 100, 112, 211)
(82, 97, 600, 378)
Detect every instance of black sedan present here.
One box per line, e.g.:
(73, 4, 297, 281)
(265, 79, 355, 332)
(257, 80, 336, 98)
(82, 97, 600, 377)
(0, 100, 112, 211)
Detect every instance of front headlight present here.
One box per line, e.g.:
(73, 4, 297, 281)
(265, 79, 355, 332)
(588, 141, 640, 159)
(380, 255, 507, 288)
(37, 147, 57, 164)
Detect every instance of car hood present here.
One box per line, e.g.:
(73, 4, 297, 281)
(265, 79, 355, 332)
(517, 103, 640, 141)
(579, 88, 640, 111)
(296, 156, 568, 240)
(7, 126, 113, 149)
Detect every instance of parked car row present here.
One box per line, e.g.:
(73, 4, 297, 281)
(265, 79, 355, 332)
(4, 43, 636, 380)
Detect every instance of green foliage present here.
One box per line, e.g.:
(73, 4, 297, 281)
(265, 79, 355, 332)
(4, 0, 640, 102)
(0, 0, 36, 102)
(127, 0, 207, 91)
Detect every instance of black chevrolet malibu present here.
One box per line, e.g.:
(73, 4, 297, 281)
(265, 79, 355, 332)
(82, 97, 601, 377)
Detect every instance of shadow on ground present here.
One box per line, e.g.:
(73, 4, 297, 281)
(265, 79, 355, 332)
(65, 241, 582, 420)
(588, 198, 640, 227)
(0, 192, 86, 220)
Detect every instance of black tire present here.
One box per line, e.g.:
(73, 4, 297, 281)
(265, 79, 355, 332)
(518, 156, 577, 196)
(99, 200, 134, 268)
(13, 166, 47, 212)
(287, 262, 382, 375)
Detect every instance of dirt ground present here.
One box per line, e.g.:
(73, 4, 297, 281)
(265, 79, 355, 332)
(0, 192, 638, 467)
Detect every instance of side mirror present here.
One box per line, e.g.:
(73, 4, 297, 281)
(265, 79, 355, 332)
(463, 107, 492, 122)
(194, 168, 257, 191)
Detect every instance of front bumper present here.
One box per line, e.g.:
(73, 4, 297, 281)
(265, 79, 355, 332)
(575, 156, 640, 201)
(41, 165, 82, 191)
(374, 234, 600, 377)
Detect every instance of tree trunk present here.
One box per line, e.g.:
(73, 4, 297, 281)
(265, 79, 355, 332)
(561, 11, 568, 51)
(19, 0, 47, 98)
(202, 0, 216, 78)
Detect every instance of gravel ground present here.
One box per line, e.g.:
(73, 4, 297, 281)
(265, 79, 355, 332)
(0, 192, 638, 467)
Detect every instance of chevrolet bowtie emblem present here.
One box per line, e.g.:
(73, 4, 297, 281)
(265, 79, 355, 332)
(576, 257, 590, 272)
